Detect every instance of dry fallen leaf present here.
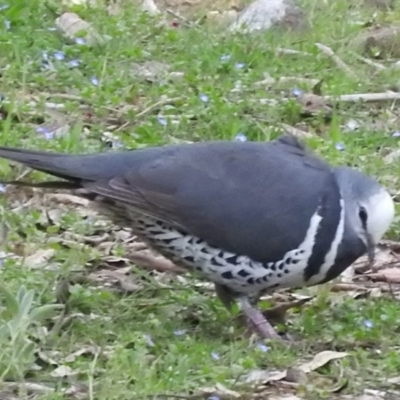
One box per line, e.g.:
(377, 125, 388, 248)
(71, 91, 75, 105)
(44, 193, 90, 207)
(352, 246, 398, 273)
(384, 149, 400, 164)
(298, 351, 348, 374)
(24, 248, 56, 268)
(368, 267, 400, 283)
(50, 365, 77, 378)
(65, 346, 98, 362)
(388, 376, 400, 385)
(4, 382, 54, 395)
(243, 350, 348, 384)
(195, 382, 241, 399)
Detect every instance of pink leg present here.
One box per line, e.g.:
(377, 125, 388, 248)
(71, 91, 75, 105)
(214, 284, 281, 340)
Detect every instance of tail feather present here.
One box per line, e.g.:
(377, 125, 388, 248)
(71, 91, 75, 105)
(0, 146, 140, 185)
(0, 147, 87, 184)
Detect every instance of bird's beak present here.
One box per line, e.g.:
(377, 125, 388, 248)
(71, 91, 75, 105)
(366, 232, 375, 267)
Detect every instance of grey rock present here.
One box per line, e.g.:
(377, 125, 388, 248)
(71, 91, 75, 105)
(229, 0, 306, 33)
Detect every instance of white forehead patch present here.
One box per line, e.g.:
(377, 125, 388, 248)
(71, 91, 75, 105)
(367, 188, 395, 243)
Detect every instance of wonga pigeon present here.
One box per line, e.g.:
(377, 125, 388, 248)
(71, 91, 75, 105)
(0, 136, 395, 340)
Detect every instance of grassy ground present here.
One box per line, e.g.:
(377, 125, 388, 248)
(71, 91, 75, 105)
(1, 0, 400, 399)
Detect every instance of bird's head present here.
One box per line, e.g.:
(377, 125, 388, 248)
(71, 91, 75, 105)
(334, 166, 395, 265)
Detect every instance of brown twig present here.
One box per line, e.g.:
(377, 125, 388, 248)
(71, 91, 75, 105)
(324, 92, 400, 102)
(352, 54, 387, 71)
(128, 249, 185, 274)
(315, 42, 355, 78)
(281, 123, 313, 139)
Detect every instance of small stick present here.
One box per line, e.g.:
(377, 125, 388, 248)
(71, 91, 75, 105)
(135, 96, 182, 119)
(129, 250, 185, 274)
(281, 123, 313, 139)
(353, 53, 387, 71)
(315, 42, 355, 78)
(113, 96, 182, 132)
(275, 48, 312, 56)
(254, 76, 320, 87)
(166, 9, 196, 28)
(324, 92, 400, 102)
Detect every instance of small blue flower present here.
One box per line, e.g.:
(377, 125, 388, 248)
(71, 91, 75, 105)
(199, 93, 209, 103)
(256, 342, 269, 352)
(173, 329, 186, 336)
(234, 132, 247, 142)
(211, 351, 220, 360)
(0, 183, 6, 193)
(144, 334, 155, 347)
(68, 59, 80, 68)
(4, 19, 10, 30)
(292, 87, 304, 97)
(220, 54, 231, 62)
(90, 76, 99, 86)
(44, 131, 55, 140)
(111, 140, 124, 149)
(157, 116, 167, 126)
(53, 51, 65, 61)
(363, 319, 374, 329)
(335, 142, 345, 151)
(235, 62, 245, 69)
(36, 126, 54, 140)
(75, 37, 86, 45)
(392, 131, 400, 137)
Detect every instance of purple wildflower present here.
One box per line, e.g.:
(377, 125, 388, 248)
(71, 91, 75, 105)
(363, 319, 374, 329)
(144, 334, 155, 347)
(292, 88, 303, 97)
(234, 132, 247, 142)
(173, 329, 187, 336)
(53, 51, 65, 61)
(68, 59, 80, 68)
(235, 62, 245, 69)
(335, 142, 345, 151)
(90, 76, 99, 86)
(157, 116, 167, 126)
(220, 54, 231, 62)
(256, 342, 269, 352)
(36, 126, 55, 140)
(199, 93, 209, 103)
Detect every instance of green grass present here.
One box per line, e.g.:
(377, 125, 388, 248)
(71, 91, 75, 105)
(1, 0, 400, 398)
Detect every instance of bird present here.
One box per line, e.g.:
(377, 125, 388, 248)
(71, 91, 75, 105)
(0, 135, 394, 340)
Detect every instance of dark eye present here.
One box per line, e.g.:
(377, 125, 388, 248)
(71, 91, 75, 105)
(359, 207, 368, 224)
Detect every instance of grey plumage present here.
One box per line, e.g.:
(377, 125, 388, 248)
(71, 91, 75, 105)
(0, 135, 394, 340)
